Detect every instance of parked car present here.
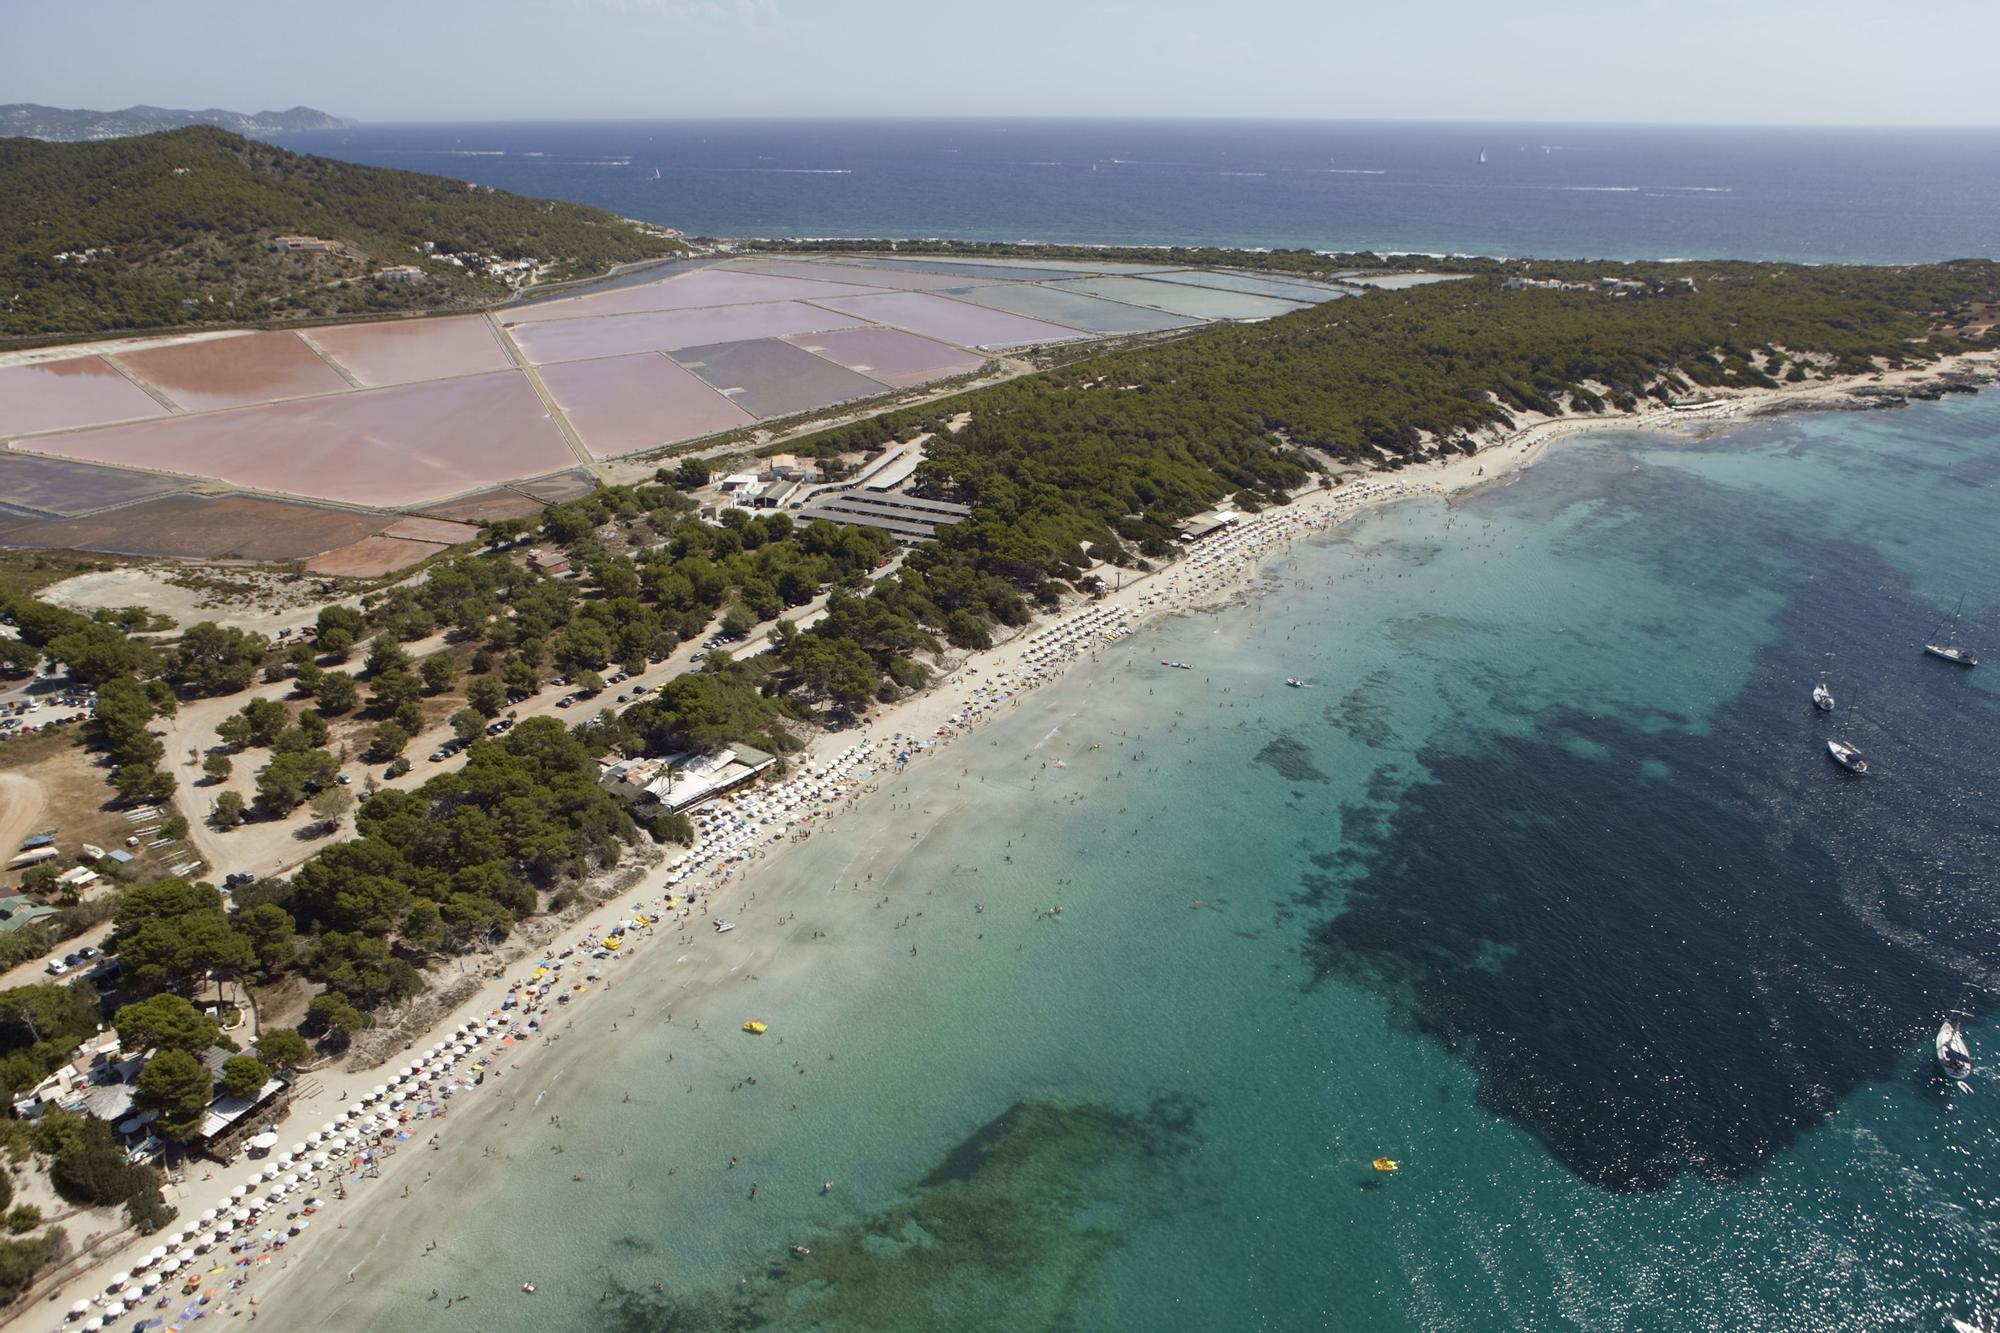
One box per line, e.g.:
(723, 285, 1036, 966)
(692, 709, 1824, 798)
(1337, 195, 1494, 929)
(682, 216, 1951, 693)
(77, 945, 100, 961)
(44, 959, 67, 976)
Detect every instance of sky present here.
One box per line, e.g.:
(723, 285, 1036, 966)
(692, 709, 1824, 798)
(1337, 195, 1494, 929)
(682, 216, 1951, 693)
(5, 0, 1999, 127)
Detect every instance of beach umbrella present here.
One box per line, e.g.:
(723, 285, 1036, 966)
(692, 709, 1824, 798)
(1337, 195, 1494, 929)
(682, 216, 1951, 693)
(319, 1122, 337, 1137)
(229, 1186, 247, 1200)
(82, 1317, 103, 1329)
(140, 1274, 160, 1292)
(261, 1164, 279, 1181)
(174, 1249, 194, 1265)
(159, 1258, 180, 1275)
(104, 1303, 125, 1319)
(106, 1273, 128, 1290)
(70, 1299, 91, 1317)
(210, 1230, 228, 1246)
(146, 1245, 167, 1265)
(121, 1286, 142, 1303)
(291, 1141, 309, 1156)
(346, 1104, 364, 1117)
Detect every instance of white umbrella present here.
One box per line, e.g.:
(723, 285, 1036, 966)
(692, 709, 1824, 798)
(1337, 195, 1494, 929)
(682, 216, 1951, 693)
(140, 1275, 160, 1292)
(229, 1186, 247, 1200)
(346, 1104, 364, 1117)
(175, 1249, 195, 1264)
(290, 1141, 309, 1156)
(82, 1317, 103, 1330)
(120, 1286, 142, 1303)
(69, 1300, 91, 1317)
(210, 1230, 228, 1245)
(104, 1304, 125, 1319)
(319, 1122, 338, 1136)
(261, 1165, 279, 1181)
(370, 1084, 388, 1099)
(146, 1244, 168, 1265)
(106, 1273, 128, 1291)
(160, 1257, 181, 1275)
(310, 1151, 329, 1166)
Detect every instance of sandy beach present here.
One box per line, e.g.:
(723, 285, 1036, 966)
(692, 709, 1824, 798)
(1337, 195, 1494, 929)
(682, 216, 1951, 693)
(13, 347, 1992, 1332)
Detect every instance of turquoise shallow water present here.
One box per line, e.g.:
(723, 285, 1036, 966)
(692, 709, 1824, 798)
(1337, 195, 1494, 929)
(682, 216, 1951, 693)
(285, 394, 2000, 1332)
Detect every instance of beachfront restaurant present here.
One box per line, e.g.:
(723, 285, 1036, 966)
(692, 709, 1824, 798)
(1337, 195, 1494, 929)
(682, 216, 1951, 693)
(600, 743, 778, 816)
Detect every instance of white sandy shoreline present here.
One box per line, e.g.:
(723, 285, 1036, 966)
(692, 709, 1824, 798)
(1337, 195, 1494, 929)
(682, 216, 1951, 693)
(12, 349, 1992, 1331)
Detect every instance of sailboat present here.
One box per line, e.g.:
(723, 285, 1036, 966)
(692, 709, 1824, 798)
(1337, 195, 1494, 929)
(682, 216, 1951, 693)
(652, 168, 662, 181)
(1826, 738, 1869, 773)
(1478, 148, 1489, 164)
(1937, 1010, 1973, 1084)
(1812, 679, 1835, 712)
(1923, 595, 1980, 666)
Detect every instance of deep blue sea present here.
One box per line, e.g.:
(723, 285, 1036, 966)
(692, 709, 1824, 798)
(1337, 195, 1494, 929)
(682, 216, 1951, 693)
(277, 395, 2000, 1332)
(273, 118, 2000, 263)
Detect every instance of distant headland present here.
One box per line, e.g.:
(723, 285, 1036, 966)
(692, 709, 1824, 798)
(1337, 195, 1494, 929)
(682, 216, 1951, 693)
(0, 103, 346, 143)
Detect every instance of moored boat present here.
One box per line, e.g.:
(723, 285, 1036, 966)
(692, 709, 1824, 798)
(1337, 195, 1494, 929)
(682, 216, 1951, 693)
(1826, 738, 1868, 773)
(713, 919, 736, 933)
(1812, 681, 1834, 712)
(1924, 595, 1980, 666)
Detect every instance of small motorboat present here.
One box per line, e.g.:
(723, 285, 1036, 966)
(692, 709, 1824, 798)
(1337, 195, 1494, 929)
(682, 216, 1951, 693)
(1812, 681, 1834, 712)
(1161, 660, 1191, 670)
(790, 1245, 811, 1258)
(713, 919, 736, 933)
(742, 1019, 768, 1035)
(1937, 1012, 1973, 1083)
(1286, 678, 1309, 688)
(1826, 739, 1868, 773)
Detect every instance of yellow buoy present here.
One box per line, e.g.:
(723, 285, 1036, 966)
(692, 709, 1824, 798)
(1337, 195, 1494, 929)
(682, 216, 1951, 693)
(1371, 1156, 1399, 1172)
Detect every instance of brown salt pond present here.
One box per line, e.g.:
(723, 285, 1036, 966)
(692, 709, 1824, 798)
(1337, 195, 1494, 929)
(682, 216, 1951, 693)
(22, 370, 575, 507)
(306, 316, 514, 387)
(537, 352, 756, 459)
(0, 493, 385, 562)
(0, 356, 170, 437)
(113, 330, 353, 411)
(783, 326, 986, 387)
(304, 534, 449, 577)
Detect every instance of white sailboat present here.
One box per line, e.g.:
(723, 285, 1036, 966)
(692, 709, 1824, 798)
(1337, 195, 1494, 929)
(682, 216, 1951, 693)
(1937, 1011, 1972, 1085)
(1478, 148, 1489, 164)
(1924, 594, 1980, 666)
(1812, 680, 1834, 712)
(1826, 738, 1868, 773)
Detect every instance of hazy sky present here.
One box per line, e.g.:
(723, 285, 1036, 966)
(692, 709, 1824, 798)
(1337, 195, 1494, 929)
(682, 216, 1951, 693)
(6, 0, 1999, 126)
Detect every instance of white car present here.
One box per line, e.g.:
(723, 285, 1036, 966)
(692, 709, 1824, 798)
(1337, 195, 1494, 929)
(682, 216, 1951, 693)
(44, 959, 67, 976)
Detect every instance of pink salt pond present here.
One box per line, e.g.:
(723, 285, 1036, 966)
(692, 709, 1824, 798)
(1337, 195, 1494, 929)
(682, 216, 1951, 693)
(23, 370, 575, 507)
(0, 356, 169, 437)
(113, 331, 351, 411)
(503, 268, 888, 324)
(306, 316, 513, 388)
(782, 327, 985, 387)
(537, 353, 756, 459)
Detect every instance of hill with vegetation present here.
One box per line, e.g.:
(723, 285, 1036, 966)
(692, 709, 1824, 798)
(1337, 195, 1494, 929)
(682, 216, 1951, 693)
(0, 126, 686, 339)
(0, 103, 346, 142)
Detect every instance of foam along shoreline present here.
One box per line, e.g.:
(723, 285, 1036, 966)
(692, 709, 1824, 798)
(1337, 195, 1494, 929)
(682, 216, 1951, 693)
(24, 348, 1993, 1327)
